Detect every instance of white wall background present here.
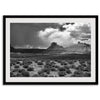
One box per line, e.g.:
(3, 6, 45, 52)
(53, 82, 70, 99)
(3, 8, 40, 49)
(0, 0, 99, 100)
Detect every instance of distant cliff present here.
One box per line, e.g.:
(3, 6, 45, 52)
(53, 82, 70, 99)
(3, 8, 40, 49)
(10, 42, 91, 54)
(64, 42, 91, 54)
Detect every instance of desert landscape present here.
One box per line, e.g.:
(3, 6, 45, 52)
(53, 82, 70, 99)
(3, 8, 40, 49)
(10, 42, 91, 77)
(10, 22, 91, 77)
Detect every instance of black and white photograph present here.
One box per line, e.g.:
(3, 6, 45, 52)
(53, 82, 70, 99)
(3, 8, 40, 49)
(3, 15, 98, 85)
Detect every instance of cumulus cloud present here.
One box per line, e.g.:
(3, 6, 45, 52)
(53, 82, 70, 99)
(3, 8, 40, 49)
(38, 23, 91, 47)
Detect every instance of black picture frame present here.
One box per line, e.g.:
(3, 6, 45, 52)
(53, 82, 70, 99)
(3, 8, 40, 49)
(3, 15, 98, 85)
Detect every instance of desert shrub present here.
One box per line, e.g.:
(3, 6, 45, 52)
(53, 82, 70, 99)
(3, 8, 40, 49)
(27, 61, 32, 64)
(10, 62, 15, 66)
(50, 61, 56, 65)
(68, 60, 74, 64)
(83, 66, 91, 72)
(74, 71, 82, 75)
(51, 68, 57, 71)
(27, 67, 34, 71)
(83, 72, 91, 77)
(43, 74, 48, 77)
(16, 73, 23, 77)
(11, 71, 18, 77)
(77, 65, 90, 72)
(81, 63, 87, 67)
(16, 61, 20, 64)
(48, 75, 54, 77)
(64, 65, 70, 69)
(23, 65, 29, 68)
(17, 61, 23, 65)
(32, 74, 39, 77)
(38, 71, 48, 77)
(73, 60, 77, 62)
(45, 61, 53, 66)
(38, 68, 50, 75)
(13, 68, 19, 72)
(10, 63, 13, 66)
(64, 63, 67, 65)
(53, 65, 60, 68)
(44, 65, 52, 69)
(18, 69, 25, 73)
(61, 62, 67, 65)
(14, 65, 19, 68)
(41, 73, 48, 77)
(37, 61, 43, 65)
(58, 71, 66, 77)
(75, 65, 82, 71)
(66, 69, 72, 74)
(19, 63, 23, 66)
(46, 71, 50, 74)
(58, 67, 66, 71)
(23, 60, 32, 65)
(34, 60, 38, 63)
(87, 61, 91, 65)
(79, 60, 85, 65)
(73, 70, 84, 77)
(54, 60, 58, 62)
(43, 68, 50, 74)
(60, 61, 66, 65)
(38, 70, 43, 75)
(70, 64, 76, 68)
(22, 71, 30, 77)
(10, 72, 15, 77)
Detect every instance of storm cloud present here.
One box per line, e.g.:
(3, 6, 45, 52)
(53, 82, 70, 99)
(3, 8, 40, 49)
(11, 22, 91, 49)
(38, 23, 91, 47)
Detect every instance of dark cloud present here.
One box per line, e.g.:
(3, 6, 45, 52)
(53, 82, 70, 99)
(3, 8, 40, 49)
(70, 31, 80, 38)
(59, 23, 75, 32)
(59, 26, 66, 31)
(10, 23, 60, 48)
(77, 24, 91, 33)
(69, 23, 91, 41)
(11, 23, 91, 48)
(65, 23, 75, 25)
(81, 34, 91, 39)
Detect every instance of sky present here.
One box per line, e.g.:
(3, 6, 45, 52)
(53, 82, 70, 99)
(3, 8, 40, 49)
(10, 22, 91, 49)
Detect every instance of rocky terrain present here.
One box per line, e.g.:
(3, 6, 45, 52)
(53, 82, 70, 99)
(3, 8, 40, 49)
(10, 58, 91, 77)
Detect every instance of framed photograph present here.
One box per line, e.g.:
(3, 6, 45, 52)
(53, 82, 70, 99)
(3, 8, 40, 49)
(3, 15, 98, 85)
